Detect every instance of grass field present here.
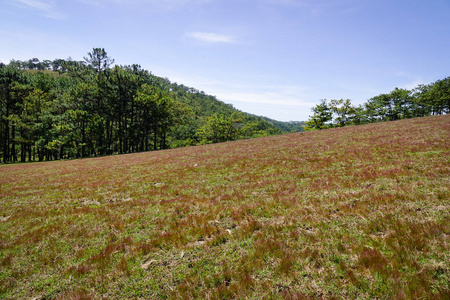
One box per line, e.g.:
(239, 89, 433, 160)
(1, 115, 449, 299)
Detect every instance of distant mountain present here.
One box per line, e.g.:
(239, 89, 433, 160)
(258, 116, 305, 132)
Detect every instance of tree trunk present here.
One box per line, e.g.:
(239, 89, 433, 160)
(3, 118, 10, 163)
(11, 125, 17, 161)
(21, 142, 26, 162)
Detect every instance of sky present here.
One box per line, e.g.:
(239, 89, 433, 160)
(1, 0, 449, 121)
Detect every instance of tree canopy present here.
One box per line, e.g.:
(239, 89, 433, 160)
(304, 78, 449, 130)
(0, 49, 283, 163)
(2, 49, 448, 162)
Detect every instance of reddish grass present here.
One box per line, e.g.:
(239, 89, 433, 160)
(0, 115, 449, 299)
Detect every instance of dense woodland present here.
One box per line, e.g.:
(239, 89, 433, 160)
(304, 78, 449, 130)
(1, 48, 448, 163)
(0, 49, 284, 163)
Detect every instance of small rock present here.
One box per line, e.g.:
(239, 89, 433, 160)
(141, 259, 158, 270)
(0, 215, 11, 222)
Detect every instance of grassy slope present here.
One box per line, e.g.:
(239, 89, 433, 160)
(0, 115, 449, 299)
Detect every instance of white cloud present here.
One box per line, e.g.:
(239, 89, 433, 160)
(143, 0, 214, 4)
(145, 67, 313, 120)
(14, 0, 66, 19)
(262, 0, 307, 7)
(263, 0, 366, 15)
(187, 32, 235, 43)
(168, 71, 312, 106)
(204, 83, 314, 121)
(16, 0, 50, 10)
(399, 80, 425, 91)
(77, 0, 214, 10)
(216, 88, 314, 107)
(394, 71, 425, 90)
(216, 87, 314, 121)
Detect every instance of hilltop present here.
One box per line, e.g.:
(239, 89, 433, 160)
(0, 115, 449, 299)
(1, 50, 289, 163)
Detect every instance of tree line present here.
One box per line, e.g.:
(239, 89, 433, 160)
(304, 78, 449, 130)
(0, 48, 281, 163)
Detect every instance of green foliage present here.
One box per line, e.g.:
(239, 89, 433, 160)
(305, 78, 450, 130)
(413, 77, 450, 115)
(258, 116, 305, 133)
(196, 113, 239, 144)
(366, 88, 413, 121)
(195, 112, 282, 144)
(304, 99, 333, 130)
(84, 48, 115, 73)
(329, 99, 354, 127)
(0, 49, 282, 162)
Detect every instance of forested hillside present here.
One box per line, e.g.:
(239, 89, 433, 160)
(0, 48, 282, 163)
(258, 116, 305, 133)
(2, 48, 448, 163)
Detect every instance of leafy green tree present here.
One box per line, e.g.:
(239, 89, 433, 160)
(22, 89, 53, 161)
(51, 59, 65, 72)
(348, 105, 367, 125)
(27, 58, 40, 70)
(167, 103, 196, 148)
(414, 77, 450, 115)
(64, 81, 98, 157)
(135, 84, 161, 151)
(0, 49, 302, 162)
(135, 84, 187, 150)
(433, 77, 450, 114)
(154, 91, 176, 149)
(84, 48, 114, 73)
(366, 88, 412, 122)
(196, 114, 239, 144)
(240, 121, 261, 139)
(366, 93, 393, 121)
(389, 88, 412, 120)
(8, 82, 34, 161)
(0, 67, 28, 162)
(304, 99, 333, 130)
(329, 99, 354, 127)
(108, 66, 140, 153)
(412, 84, 433, 117)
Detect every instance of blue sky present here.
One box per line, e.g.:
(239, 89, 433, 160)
(1, 0, 449, 121)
